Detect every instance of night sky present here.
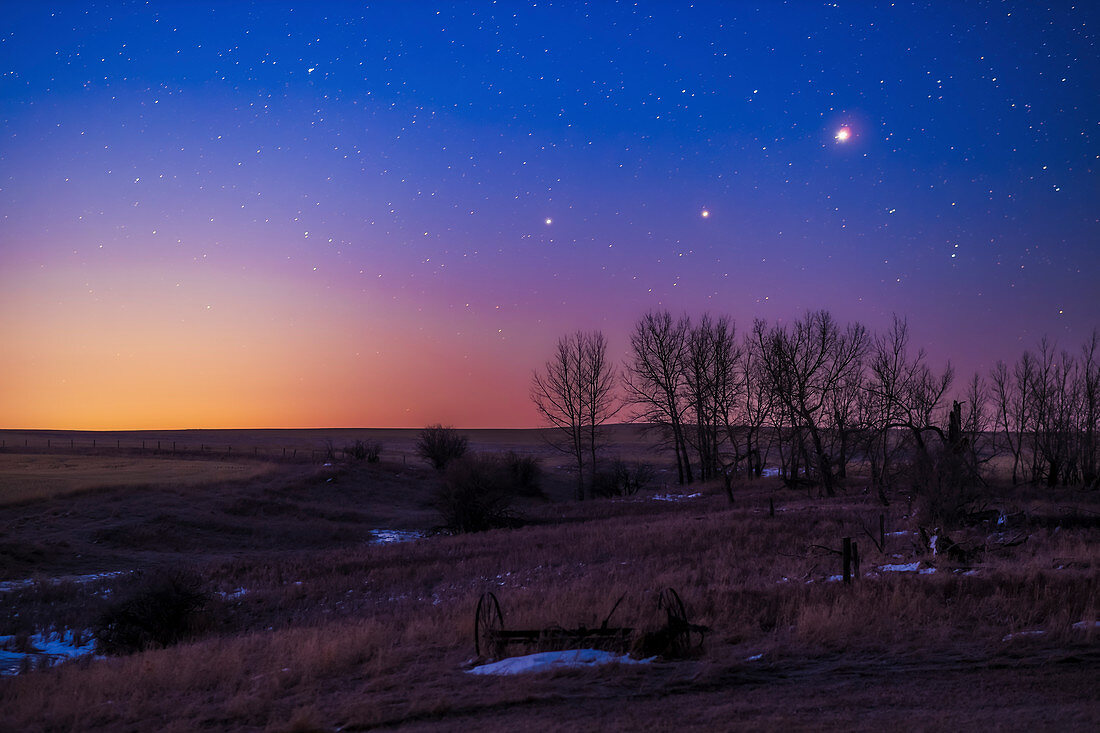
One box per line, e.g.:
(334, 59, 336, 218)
(2, 2, 1096, 430)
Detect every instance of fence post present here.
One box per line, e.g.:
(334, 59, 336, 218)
(48, 439, 51, 448)
(842, 537, 852, 584)
(852, 541, 861, 577)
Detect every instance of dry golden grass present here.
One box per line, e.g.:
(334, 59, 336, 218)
(0, 453, 279, 505)
(0, 430, 1098, 731)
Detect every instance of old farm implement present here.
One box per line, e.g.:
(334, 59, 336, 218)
(473, 588, 708, 661)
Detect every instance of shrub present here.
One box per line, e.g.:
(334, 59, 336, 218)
(503, 451, 543, 497)
(365, 441, 381, 463)
(910, 448, 983, 529)
(591, 459, 655, 498)
(434, 454, 520, 533)
(344, 439, 382, 462)
(93, 570, 211, 655)
(416, 424, 468, 471)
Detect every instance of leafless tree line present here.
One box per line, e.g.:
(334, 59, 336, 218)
(532, 311, 1100, 502)
(990, 332, 1100, 487)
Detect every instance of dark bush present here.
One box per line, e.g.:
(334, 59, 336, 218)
(365, 441, 382, 463)
(909, 448, 983, 529)
(93, 570, 210, 655)
(591, 459, 655, 498)
(344, 439, 382, 462)
(417, 424, 468, 471)
(504, 451, 543, 497)
(435, 454, 521, 533)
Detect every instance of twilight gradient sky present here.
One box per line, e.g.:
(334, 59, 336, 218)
(1, 2, 1096, 429)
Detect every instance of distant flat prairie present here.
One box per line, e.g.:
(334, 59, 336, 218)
(0, 454, 277, 505)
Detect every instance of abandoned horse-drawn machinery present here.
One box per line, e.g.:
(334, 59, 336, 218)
(474, 588, 708, 661)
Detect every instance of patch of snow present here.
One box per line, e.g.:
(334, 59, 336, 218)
(761, 467, 780, 477)
(219, 587, 249, 600)
(825, 574, 844, 583)
(880, 562, 922, 572)
(652, 492, 703, 502)
(886, 531, 910, 537)
(0, 629, 97, 676)
(746, 653, 764, 662)
(1002, 629, 1045, 642)
(876, 562, 937, 575)
(1072, 621, 1100, 631)
(369, 529, 422, 544)
(467, 649, 654, 675)
(0, 571, 129, 594)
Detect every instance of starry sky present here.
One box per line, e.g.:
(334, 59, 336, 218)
(1, 2, 1096, 430)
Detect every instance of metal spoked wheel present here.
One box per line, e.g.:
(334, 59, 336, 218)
(657, 587, 690, 655)
(474, 591, 504, 658)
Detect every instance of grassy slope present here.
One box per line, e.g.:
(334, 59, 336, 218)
(0, 430, 1098, 731)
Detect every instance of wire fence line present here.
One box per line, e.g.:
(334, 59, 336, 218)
(0, 437, 401, 464)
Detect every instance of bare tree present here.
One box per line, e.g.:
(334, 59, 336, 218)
(623, 311, 694, 485)
(579, 331, 620, 493)
(1080, 331, 1100, 487)
(416, 425, 468, 471)
(684, 314, 742, 483)
(531, 331, 619, 500)
(866, 315, 954, 496)
(754, 310, 868, 496)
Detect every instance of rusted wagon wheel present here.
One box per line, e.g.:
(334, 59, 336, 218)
(657, 588, 690, 655)
(474, 592, 504, 658)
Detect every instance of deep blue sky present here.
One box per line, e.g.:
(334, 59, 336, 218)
(1, 2, 1096, 428)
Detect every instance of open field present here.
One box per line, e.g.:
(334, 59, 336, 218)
(1, 428, 1098, 731)
(0, 454, 280, 506)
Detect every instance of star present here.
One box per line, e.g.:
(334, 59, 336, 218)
(700, 209, 710, 218)
(544, 218, 552, 225)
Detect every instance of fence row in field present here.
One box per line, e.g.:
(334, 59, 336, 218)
(0, 437, 393, 463)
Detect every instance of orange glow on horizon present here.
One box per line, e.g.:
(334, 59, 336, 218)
(0, 260, 545, 430)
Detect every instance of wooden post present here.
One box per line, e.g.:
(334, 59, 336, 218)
(142, 440, 145, 451)
(157, 441, 161, 451)
(93, 439, 96, 448)
(879, 513, 886, 552)
(852, 541, 861, 578)
(173, 441, 176, 452)
(117, 440, 120, 449)
(282, 447, 286, 457)
(48, 439, 51, 448)
(842, 537, 852, 584)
